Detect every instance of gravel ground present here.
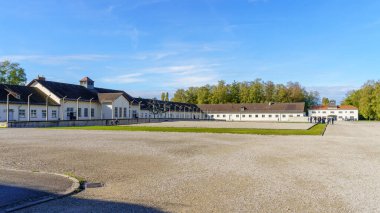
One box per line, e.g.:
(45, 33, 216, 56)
(129, 120, 315, 130)
(0, 122, 379, 212)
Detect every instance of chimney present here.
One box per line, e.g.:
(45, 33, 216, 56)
(80, 77, 94, 89)
(37, 75, 46, 81)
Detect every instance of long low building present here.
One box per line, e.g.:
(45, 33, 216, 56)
(197, 102, 306, 122)
(0, 76, 200, 122)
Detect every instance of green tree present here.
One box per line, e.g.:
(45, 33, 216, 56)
(196, 86, 211, 104)
(0, 60, 27, 85)
(229, 81, 240, 103)
(321, 97, 330, 106)
(248, 79, 264, 103)
(161, 92, 166, 101)
(171, 89, 187, 103)
(264, 81, 275, 102)
(211, 80, 229, 104)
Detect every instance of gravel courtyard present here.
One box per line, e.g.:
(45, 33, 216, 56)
(0, 122, 380, 212)
(129, 120, 315, 129)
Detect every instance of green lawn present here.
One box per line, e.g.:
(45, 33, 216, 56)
(55, 124, 326, 136)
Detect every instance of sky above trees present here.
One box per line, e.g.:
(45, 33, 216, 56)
(1, 0, 380, 102)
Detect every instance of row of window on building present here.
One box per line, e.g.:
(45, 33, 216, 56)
(311, 111, 355, 114)
(17, 109, 58, 118)
(211, 114, 302, 118)
(67, 108, 95, 118)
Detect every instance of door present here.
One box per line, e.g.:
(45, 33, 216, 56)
(9, 109, 14, 121)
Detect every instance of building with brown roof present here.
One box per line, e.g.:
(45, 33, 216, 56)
(308, 100, 358, 121)
(197, 102, 306, 121)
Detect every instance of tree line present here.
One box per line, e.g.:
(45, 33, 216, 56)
(343, 80, 380, 120)
(169, 79, 320, 109)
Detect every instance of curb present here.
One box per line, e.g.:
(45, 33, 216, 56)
(0, 168, 82, 212)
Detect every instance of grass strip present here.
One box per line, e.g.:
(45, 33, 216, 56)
(54, 124, 326, 136)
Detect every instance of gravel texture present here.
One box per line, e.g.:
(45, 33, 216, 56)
(129, 120, 315, 130)
(0, 122, 379, 212)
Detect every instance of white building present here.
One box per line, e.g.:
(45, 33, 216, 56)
(0, 76, 200, 122)
(197, 102, 306, 122)
(308, 101, 359, 121)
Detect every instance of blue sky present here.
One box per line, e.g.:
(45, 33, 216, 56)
(1, 0, 380, 102)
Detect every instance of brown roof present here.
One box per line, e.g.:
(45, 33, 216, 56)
(97, 93, 123, 103)
(310, 105, 358, 110)
(197, 102, 305, 113)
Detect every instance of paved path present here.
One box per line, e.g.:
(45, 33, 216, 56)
(0, 169, 78, 212)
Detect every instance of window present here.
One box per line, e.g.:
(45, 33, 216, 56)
(236, 115, 239, 117)
(330, 111, 335, 114)
(322, 111, 326, 114)
(42, 110, 47, 118)
(242, 115, 245, 118)
(289, 115, 294, 117)
(282, 115, 286, 118)
(114, 107, 118, 117)
(52, 110, 57, 118)
(312, 111, 316, 114)
(255, 115, 258, 118)
(297, 115, 300, 117)
(67, 108, 74, 117)
(30, 110, 37, 118)
(211, 115, 214, 118)
(275, 115, 279, 118)
(19, 109, 26, 118)
(262, 115, 265, 118)
(269, 115, 272, 118)
(119, 107, 122, 118)
(350, 111, 354, 114)
(339, 111, 343, 114)
(84, 108, 88, 117)
(78, 108, 82, 117)
(123, 108, 127, 117)
(91, 108, 95, 117)
(217, 115, 220, 118)
(249, 115, 252, 118)
(223, 115, 226, 118)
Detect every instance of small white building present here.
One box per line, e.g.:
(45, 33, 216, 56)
(197, 102, 306, 122)
(309, 101, 359, 121)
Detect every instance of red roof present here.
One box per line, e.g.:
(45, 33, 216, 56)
(310, 105, 358, 110)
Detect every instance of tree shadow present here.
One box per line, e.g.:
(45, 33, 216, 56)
(0, 184, 166, 212)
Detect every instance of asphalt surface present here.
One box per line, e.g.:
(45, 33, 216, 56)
(0, 169, 75, 211)
(0, 122, 379, 212)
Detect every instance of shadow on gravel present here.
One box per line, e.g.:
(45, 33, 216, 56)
(0, 184, 165, 212)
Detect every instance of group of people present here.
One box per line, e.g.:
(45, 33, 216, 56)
(309, 116, 335, 125)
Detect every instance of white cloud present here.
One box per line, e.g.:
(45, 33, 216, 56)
(132, 51, 178, 61)
(0, 54, 111, 65)
(101, 73, 145, 84)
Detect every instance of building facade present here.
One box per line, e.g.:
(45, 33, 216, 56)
(309, 101, 359, 121)
(197, 102, 306, 122)
(0, 77, 199, 122)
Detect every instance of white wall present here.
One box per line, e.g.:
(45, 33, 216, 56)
(61, 100, 102, 120)
(308, 109, 359, 121)
(0, 103, 60, 122)
(207, 112, 305, 122)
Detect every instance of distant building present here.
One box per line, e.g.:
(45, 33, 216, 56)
(197, 102, 306, 122)
(308, 100, 359, 121)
